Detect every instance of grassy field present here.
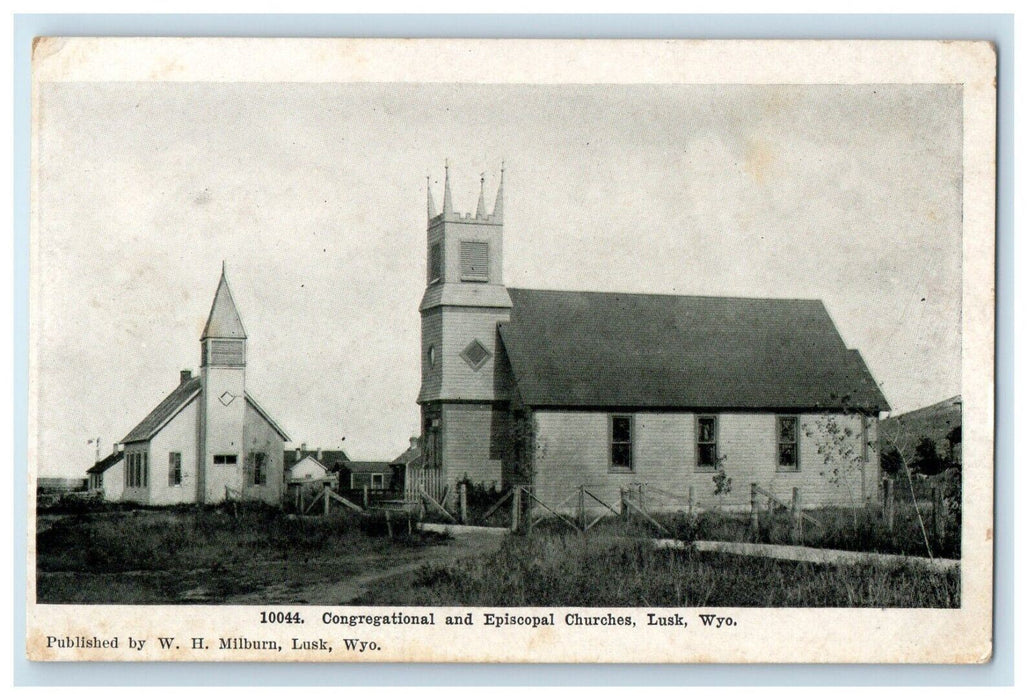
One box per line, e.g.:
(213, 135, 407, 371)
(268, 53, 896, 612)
(37, 499, 960, 607)
(356, 529, 960, 608)
(35, 505, 451, 604)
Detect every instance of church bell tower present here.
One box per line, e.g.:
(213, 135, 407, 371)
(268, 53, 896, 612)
(418, 163, 512, 489)
(198, 264, 248, 503)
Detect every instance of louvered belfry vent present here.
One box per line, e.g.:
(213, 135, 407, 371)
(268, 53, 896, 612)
(460, 339, 492, 371)
(207, 339, 245, 366)
(460, 241, 489, 281)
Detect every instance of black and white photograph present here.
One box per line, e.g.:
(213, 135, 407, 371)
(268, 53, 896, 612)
(26, 38, 996, 663)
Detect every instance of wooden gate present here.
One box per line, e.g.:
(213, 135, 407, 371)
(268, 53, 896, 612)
(405, 465, 443, 502)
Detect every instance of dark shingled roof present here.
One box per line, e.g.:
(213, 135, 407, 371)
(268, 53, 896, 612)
(87, 450, 124, 475)
(498, 288, 889, 412)
(122, 377, 202, 443)
(341, 461, 393, 475)
(284, 449, 350, 471)
(390, 439, 422, 468)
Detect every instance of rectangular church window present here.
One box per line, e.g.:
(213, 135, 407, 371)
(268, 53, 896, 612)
(249, 452, 267, 486)
(696, 416, 718, 470)
(777, 416, 800, 471)
(169, 452, 182, 486)
(610, 415, 634, 472)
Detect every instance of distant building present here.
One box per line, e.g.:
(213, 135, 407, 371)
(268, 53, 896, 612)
(283, 447, 349, 484)
(112, 268, 290, 505)
(341, 462, 394, 491)
(416, 166, 889, 511)
(37, 477, 89, 495)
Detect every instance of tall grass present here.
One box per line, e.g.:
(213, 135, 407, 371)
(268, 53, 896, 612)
(561, 502, 959, 560)
(38, 505, 444, 575)
(358, 530, 960, 608)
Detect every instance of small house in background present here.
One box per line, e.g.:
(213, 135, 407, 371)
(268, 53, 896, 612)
(283, 446, 349, 484)
(282, 446, 348, 511)
(340, 462, 395, 492)
(85, 445, 125, 498)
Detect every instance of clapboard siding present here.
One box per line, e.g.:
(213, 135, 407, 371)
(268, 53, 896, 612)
(242, 399, 285, 505)
(442, 403, 508, 489)
(418, 312, 443, 402)
(532, 410, 875, 513)
(147, 396, 199, 505)
(434, 307, 511, 401)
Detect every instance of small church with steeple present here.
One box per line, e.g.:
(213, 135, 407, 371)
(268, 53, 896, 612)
(101, 267, 290, 505)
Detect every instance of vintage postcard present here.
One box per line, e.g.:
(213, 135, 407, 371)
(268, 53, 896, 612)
(27, 38, 996, 663)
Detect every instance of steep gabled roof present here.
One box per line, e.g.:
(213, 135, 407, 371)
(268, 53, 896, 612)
(498, 288, 889, 412)
(87, 450, 124, 475)
(121, 377, 202, 443)
(201, 270, 247, 340)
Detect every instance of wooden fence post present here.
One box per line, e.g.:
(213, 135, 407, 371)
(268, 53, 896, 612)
(323, 486, 330, 515)
(511, 486, 522, 534)
(577, 485, 586, 531)
(619, 487, 628, 521)
(459, 482, 468, 524)
(749, 483, 760, 540)
(932, 483, 945, 542)
(638, 483, 645, 514)
(362, 485, 369, 509)
(882, 478, 895, 529)
(688, 486, 695, 518)
(791, 487, 801, 544)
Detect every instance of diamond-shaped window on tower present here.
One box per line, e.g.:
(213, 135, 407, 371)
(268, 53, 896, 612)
(460, 339, 492, 371)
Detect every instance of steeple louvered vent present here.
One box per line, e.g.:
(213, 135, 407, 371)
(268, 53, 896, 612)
(460, 241, 489, 282)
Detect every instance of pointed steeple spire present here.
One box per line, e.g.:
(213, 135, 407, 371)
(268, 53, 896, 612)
(442, 160, 454, 218)
(201, 264, 247, 340)
(475, 172, 487, 219)
(492, 160, 505, 222)
(426, 175, 437, 221)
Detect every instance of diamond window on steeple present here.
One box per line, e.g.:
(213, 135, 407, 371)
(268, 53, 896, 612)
(460, 339, 492, 371)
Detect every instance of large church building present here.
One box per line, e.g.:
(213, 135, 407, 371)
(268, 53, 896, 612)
(416, 166, 890, 511)
(97, 268, 290, 506)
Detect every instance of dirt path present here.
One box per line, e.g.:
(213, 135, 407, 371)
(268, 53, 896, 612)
(226, 529, 506, 605)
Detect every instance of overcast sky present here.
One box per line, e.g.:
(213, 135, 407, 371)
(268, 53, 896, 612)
(35, 82, 962, 477)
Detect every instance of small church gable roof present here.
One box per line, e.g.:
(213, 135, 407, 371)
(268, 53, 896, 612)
(87, 450, 124, 475)
(498, 288, 889, 412)
(201, 270, 247, 340)
(245, 392, 291, 442)
(121, 377, 202, 443)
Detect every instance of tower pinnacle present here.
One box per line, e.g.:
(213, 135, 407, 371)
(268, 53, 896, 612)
(492, 161, 505, 222)
(426, 175, 437, 221)
(442, 160, 454, 218)
(475, 172, 487, 219)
